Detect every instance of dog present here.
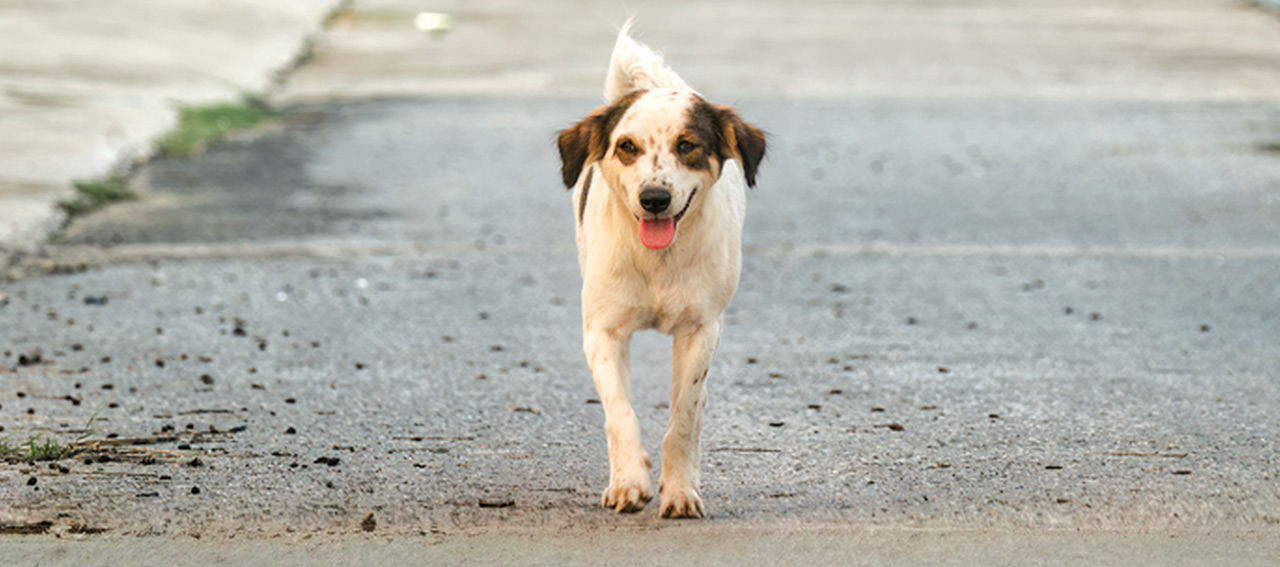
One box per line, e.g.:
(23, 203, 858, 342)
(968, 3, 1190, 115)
(556, 21, 766, 518)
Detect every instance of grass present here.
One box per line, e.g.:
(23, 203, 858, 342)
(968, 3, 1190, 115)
(0, 415, 97, 463)
(53, 96, 275, 221)
(0, 433, 81, 463)
(56, 95, 274, 218)
(58, 176, 138, 217)
(0, 432, 86, 463)
(154, 95, 275, 157)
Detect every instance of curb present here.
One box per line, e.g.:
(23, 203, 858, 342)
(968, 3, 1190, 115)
(0, 1, 343, 262)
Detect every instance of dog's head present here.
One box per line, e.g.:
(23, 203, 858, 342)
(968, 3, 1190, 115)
(558, 89, 766, 250)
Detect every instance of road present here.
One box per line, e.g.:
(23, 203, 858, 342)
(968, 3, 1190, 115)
(2, 0, 1280, 563)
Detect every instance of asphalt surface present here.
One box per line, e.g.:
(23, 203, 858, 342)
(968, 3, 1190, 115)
(3, 0, 1280, 563)
(5, 95, 1280, 534)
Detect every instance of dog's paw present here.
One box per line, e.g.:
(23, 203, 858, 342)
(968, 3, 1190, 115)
(659, 486, 704, 519)
(601, 480, 652, 513)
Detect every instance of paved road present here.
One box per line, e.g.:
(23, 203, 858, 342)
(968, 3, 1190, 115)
(3, 0, 1280, 563)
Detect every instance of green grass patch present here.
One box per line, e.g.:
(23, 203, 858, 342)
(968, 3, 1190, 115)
(0, 416, 97, 463)
(0, 433, 83, 463)
(155, 96, 275, 157)
(58, 176, 138, 217)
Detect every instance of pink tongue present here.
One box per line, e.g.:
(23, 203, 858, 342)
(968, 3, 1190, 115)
(639, 218, 675, 249)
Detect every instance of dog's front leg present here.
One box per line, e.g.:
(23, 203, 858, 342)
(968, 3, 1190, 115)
(659, 318, 721, 518)
(584, 327, 653, 513)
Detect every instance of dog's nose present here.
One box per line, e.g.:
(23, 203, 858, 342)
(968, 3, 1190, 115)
(639, 188, 672, 213)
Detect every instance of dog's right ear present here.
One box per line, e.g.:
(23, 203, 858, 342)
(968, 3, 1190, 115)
(558, 92, 644, 189)
(558, 106, 610, 189)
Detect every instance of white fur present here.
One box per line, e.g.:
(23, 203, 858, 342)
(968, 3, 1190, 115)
(604, 19, 695, 104)
(565, 23, 756, 519)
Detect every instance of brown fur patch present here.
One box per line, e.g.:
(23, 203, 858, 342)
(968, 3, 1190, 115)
(615, 137, 641, 166)
(577, 166, 593, 224)
(557, 91, 646, 188)
(682, 101, 722, 172)
(693, 368, 708, 385)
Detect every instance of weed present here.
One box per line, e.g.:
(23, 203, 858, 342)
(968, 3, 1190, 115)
(58, 176, 138, 217)
(0, 433, 78, 463)
(154, 95, 275, 157)
(0, 414, 98, 463)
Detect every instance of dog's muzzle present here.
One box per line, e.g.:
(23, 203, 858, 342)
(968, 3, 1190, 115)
(636, 188, 696, 250)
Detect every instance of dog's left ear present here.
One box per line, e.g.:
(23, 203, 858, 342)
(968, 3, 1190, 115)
(715, 106, 767, 187)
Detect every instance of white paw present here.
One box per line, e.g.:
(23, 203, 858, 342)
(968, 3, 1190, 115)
(602, 479, 652, 513)
(659, 485, 704, 519)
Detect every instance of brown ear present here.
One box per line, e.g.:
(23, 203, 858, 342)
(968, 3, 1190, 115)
(557, 108, 606, 189)
(557, 91, 647, 189)
(715, 106, 767, 187)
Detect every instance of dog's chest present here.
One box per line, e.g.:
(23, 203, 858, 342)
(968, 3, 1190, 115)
(627, 248, 735, 333)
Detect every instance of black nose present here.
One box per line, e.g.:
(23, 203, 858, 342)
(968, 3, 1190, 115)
(639, 188, 672, 213)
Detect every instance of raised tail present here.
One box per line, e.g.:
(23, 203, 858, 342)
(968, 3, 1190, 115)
(603, 19, 695, 103)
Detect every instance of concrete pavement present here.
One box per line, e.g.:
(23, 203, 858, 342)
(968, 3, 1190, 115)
(0, 0, 338, 253)
(277, 0, 1280, 102)
(3, 528, 1280, 567)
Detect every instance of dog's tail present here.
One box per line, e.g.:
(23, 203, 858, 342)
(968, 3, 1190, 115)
(604, 18, 695, 103)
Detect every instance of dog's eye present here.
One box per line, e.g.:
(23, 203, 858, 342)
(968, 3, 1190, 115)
(617, 140, 638, 154)
(676, 140, 697, 154)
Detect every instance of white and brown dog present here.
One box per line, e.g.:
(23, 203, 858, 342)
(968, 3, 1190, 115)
(557, 22, 766, 518)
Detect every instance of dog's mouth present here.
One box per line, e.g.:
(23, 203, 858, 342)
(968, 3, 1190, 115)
(637, 189, 696, 250)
